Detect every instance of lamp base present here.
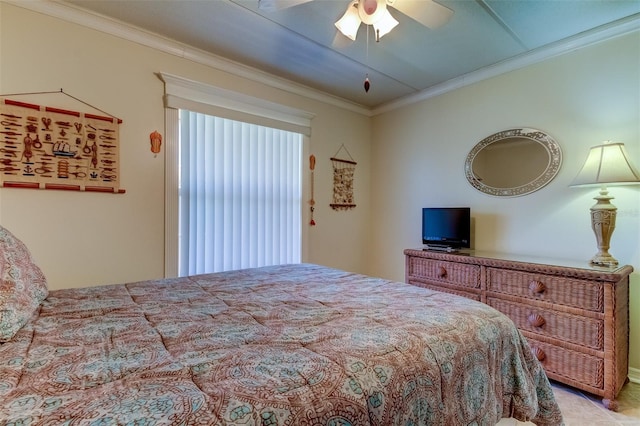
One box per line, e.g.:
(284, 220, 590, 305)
(589, 187, 618, 267)
(589, 253, 619, 267)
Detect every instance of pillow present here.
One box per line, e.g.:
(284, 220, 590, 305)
(0, 225, 48, 342)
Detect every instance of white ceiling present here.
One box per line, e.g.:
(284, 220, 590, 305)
(60, 0, 640, 109)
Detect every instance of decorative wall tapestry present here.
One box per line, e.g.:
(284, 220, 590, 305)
(330, 144, 357, 210)
(0, 92, 124, 193)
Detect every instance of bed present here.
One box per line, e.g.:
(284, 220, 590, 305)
(0, 225, 562, 425)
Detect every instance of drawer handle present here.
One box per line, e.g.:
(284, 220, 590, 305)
(528, 313, 546, 328)
(437, 266, 447, 279)
(531, 346, 546, 362)
(528, 280, 546, 295)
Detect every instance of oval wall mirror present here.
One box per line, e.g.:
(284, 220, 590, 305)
(464, 128, 562, 197)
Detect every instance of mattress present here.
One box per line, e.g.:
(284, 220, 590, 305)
(0, 263, 563, 425)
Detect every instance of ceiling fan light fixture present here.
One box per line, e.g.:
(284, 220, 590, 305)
(335, 1, 361, 41)
(358, 0, 387, 25)
(373, 9, 398, 40)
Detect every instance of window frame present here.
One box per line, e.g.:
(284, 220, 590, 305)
(160, 72, 313, 277)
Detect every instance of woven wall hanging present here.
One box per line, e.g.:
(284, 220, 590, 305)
(0, 90, 124, 193)
(330, 144, 357, 211)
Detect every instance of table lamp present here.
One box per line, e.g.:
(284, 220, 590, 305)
(570, 141, 640, 266)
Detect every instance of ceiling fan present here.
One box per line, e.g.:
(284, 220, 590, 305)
(258, 0, 454, 41)
(258, 0, 453, 93)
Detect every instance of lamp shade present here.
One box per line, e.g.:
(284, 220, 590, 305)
(335, 1, 361, 41)
(570, 142, 640, 187)
(373, 9, 399, 39)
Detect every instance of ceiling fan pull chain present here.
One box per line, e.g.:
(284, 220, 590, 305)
(366, 24, 370, 57)
(364, 24, 371, 93)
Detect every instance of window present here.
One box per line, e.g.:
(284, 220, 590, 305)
(178, 111, 302, 276)
(160, 72, 314, 277)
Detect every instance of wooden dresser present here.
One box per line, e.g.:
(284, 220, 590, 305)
(404, 248, 634, 410)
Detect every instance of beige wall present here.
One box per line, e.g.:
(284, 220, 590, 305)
(0, 3, 371, 287)
(369, 32, 640, 370)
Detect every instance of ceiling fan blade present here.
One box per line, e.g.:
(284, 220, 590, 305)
(258, 0, 314, 11)
(387, 0, 453, 29)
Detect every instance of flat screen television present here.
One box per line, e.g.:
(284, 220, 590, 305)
(422, 207, 471, 251)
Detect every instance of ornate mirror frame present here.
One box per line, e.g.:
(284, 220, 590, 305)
(464, 128, 562, 197)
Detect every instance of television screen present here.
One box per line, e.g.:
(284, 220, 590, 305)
(422, 207, 471, 250)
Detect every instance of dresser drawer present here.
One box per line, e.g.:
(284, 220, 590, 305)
(526, 337, 604, 390)
(488, 298, 604, 350)
(408, 280, 481, 302)
(486, 268, 603, 312)
(407, 257, 481, 289)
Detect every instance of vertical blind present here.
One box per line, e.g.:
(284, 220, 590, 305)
(178, 110, 302, 276)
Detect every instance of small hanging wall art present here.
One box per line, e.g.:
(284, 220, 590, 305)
(309, 154, 316, 225)
(330, 144, 357, 211)
(150, 130, 162, 155)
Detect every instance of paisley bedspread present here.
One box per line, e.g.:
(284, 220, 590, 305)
(0, 263, 563, 425)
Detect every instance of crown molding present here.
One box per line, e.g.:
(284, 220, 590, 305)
(4, 0, 372, 117)
(5, 1, 639, 117)
(373, 13, 640, 115)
